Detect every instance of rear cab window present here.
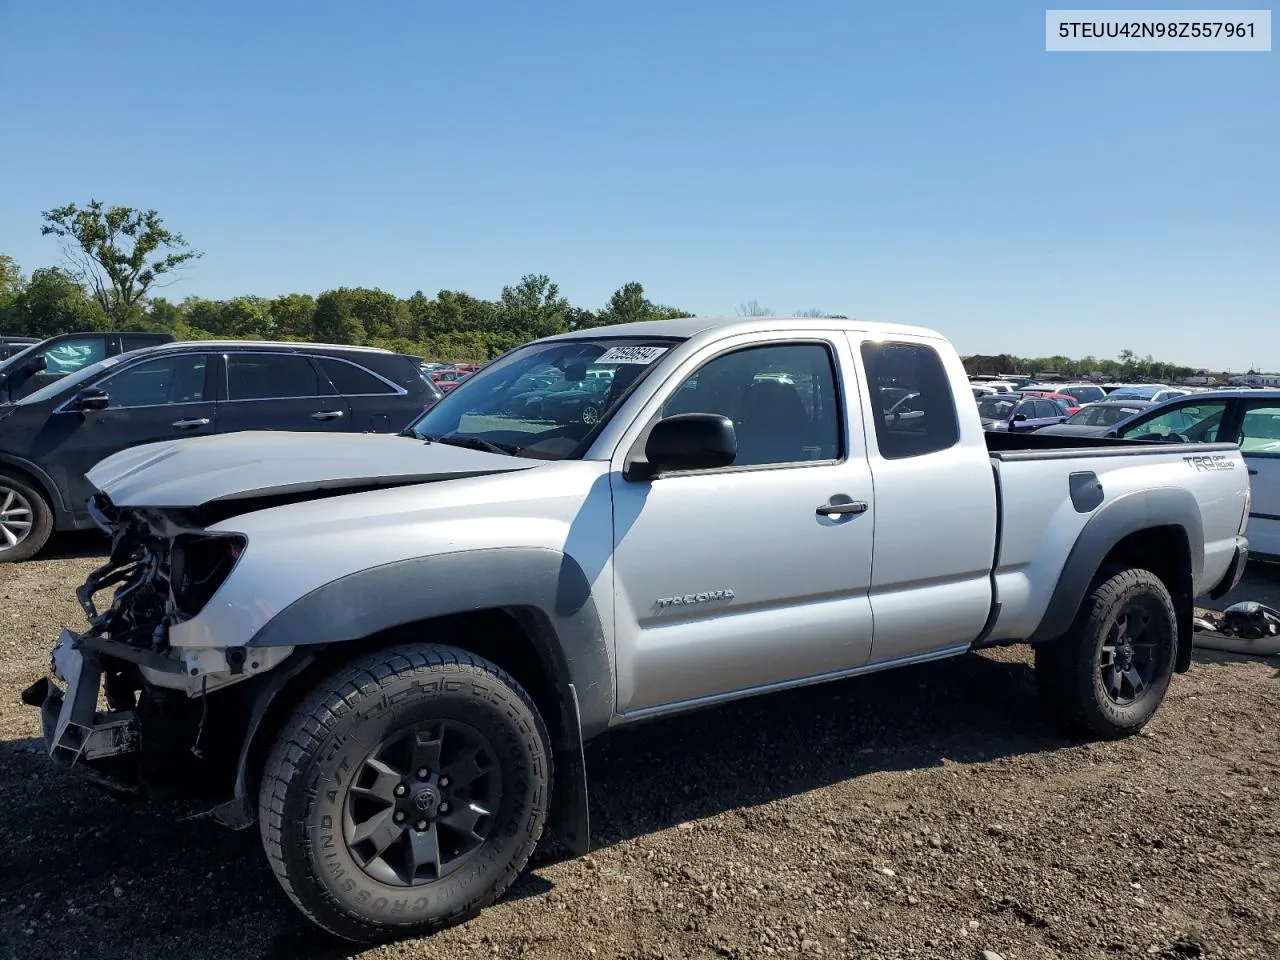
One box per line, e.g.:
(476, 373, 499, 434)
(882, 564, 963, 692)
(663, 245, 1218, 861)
(860, 340, 960, 458)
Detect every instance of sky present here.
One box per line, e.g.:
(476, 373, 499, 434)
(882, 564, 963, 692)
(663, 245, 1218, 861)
(1, 1, 1276, 370)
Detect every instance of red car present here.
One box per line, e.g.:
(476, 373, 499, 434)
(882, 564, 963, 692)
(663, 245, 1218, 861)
(430, 364, 482, 393)
(1022, 390, 1082, 415)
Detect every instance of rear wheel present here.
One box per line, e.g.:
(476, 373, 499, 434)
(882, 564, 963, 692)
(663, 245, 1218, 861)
(259, 645, 553, 943)
(580, 404, 600, 425)
(0, 471, 53, 563)
(1035, 566, 1177, 740)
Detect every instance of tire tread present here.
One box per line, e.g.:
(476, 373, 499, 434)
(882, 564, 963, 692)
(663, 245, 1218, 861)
(1035, 565, 1176, 740)
(258, 643, 552, 944)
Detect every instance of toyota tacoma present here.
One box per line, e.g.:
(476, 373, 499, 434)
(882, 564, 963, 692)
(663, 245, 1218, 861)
(22, 316, 1251, 942)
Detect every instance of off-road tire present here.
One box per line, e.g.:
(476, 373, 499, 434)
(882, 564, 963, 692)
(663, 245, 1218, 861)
(1035, 565, 1177, 740)
(258, 644, 553, 943)
(0, 470, 54, 563)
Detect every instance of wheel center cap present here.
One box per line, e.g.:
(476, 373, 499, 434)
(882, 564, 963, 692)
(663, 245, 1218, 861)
(412, 786, 441, 815)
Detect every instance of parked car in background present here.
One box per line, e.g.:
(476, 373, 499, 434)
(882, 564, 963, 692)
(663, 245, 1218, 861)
(0, 340, 438, 562)
(0, 331, 176, 402)
(1021, 390, 1084, 415)
(1051, 382, 1108, 406)
(431, 365, 481, 392)
(1105, 384, 1190, 404)
(0, 335, 39, 362)
(976, 392, 1068, 432)
(1094, 389, 1280, 560)
(1033, 399, 1153, 436)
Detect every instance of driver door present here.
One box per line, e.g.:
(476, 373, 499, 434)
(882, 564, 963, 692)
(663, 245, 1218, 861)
(608, 333, 876, 716)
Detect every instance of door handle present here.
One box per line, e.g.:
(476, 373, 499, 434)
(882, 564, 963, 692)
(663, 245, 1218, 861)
(171, 418, 210, 429)
(816, 500, 868, 517)
(312, 410, 344, 421)
(1248, 468, 1258, 476)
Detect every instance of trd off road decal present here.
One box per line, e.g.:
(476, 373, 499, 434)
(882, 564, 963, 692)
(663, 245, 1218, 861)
(1183, 454, 1236, 472)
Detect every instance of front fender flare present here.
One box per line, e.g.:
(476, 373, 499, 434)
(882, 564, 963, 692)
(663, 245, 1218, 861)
(245, 547, 614, 736)
(228, 547, 612, 853)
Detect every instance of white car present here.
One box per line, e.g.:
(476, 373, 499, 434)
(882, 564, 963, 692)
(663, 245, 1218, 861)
(1103, 389, 1280, 559)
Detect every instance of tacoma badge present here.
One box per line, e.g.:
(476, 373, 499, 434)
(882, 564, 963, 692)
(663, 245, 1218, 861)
(655, 589, 735, 610)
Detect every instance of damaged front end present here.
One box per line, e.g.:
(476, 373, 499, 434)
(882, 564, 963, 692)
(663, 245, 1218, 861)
(21, 493, 285, 815)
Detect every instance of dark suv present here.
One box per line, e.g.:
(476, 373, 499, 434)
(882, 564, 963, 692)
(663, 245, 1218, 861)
(0, 340, 444, 561)
(0, 331, 177, 401)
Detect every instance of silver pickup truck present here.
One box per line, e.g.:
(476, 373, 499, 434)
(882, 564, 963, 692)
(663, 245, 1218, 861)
(22, 316, 1251, 943)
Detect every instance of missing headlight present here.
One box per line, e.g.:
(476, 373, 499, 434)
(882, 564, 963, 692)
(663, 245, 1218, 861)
(170, 533, 246, 619)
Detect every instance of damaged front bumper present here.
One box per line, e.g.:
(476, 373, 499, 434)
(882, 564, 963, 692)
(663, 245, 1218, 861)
(21, 629, 145, 793)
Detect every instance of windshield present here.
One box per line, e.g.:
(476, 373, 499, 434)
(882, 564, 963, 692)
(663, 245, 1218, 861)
(1066, 404, 1145, 426)
(16, 354, 128, 405)
(977, 396, 1017, 421)
(403, 336, 681, 459)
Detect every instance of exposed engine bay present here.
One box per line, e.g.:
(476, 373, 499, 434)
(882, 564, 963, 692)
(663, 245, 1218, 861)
(19, 493, 294, 815)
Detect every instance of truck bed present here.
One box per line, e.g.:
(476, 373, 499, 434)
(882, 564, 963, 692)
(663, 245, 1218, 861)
(980, 433, 1247, 644)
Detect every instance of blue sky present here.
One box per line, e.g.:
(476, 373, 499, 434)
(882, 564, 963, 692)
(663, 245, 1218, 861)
(1, 1, 1276, 369)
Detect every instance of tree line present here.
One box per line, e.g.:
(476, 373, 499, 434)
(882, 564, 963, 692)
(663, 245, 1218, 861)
(961, 351, 1209, 383)
(0, 200, 1225, 375)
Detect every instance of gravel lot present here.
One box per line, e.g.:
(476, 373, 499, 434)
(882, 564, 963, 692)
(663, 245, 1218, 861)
(2, 538, 1278, 960)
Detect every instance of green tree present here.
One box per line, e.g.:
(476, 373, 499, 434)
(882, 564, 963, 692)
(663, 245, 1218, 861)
(495, 274, 569, 339)
(0, 255, 23, 331)
(269, 293, 317, 340)
(600, 281, 657, 325)
(40, 200, 202, 322)
(9, 267, 109, 337)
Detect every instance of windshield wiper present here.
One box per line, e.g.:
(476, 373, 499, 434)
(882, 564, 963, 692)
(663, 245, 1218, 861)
(422, 433, 520, 456)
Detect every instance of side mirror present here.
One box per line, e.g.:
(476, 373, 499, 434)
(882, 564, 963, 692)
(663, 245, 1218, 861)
(22, 355, 48, 374)
(630, 413, 737, 479)
(1012, 413, 1028, 423)
(74, 387, 110, 412)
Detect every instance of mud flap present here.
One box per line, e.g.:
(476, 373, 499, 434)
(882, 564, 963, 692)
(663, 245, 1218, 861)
(547, 682, 591, 856)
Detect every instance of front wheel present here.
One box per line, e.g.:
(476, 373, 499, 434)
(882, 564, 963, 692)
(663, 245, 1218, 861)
(579, 404, 600, 425)
(1034, 566, 1178, 740)
(258, 645, 553, 943)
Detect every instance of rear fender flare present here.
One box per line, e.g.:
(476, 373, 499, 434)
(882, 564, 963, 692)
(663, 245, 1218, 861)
(1026, 488, 1204, 668)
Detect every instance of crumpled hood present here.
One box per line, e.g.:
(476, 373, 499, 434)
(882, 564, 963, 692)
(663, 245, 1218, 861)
(86, 430, 540, 508)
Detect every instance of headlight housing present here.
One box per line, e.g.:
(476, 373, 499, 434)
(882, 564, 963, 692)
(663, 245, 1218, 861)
(169, 533, 246, 619)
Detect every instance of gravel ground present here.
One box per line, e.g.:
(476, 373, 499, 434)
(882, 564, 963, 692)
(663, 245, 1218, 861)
(1, 538, 1278, 960)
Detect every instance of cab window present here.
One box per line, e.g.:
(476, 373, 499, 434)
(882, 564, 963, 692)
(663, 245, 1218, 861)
(662, 342, 842, 466)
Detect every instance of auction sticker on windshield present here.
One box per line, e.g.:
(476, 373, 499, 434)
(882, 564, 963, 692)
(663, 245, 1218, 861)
(596, 345, 669, 365)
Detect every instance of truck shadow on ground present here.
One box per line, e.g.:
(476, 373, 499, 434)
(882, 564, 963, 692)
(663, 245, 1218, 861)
(1, 649, 1082, 960)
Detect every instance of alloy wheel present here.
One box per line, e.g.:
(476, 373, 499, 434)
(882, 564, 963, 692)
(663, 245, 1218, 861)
(1098, 603, 1162, 705)
(0, 485, 33, 552)
(343, 719, 502, 887)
